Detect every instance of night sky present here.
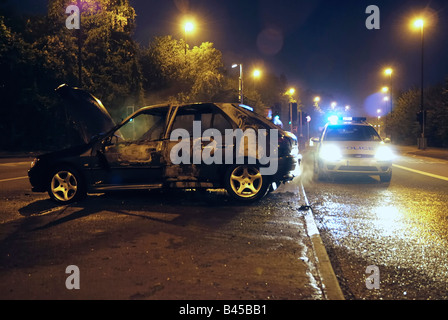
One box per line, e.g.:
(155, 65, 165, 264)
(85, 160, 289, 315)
(5, 0, 448, 115)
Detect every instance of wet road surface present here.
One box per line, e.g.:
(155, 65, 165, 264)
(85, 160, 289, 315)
(301, 148, 448, 299)
(0, 158, 324, 300)
(1, 151, 448, 300)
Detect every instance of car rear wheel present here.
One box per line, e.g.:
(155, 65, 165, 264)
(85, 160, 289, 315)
(48, 167, 86, 203)
(225, 164, 269, 202)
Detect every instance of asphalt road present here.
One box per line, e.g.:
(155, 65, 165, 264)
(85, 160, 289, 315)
(1, 149, 448, 301)
(302, 147, 448, 299)
(0, 157, 323, 300)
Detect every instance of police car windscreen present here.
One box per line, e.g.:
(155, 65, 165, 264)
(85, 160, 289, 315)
(324, 125, 381, 142)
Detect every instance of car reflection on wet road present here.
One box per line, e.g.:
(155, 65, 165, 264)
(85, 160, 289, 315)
(301, 149, 448, 299)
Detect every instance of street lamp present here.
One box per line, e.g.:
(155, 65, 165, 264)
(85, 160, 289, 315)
(377, 109, 382, 136)
(183, 21, 194, 55)
(413, 18, 426, 149)
(285, 88, 296, 133)
(384, 68, 393, 113)
(75, 0, 82, 87)
(253, 69, 261, 89)
(232, 63, 244, 104)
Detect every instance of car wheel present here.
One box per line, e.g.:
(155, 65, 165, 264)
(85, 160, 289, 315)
(380, 171, 392, 183)
(313, 159, 326, 181)
(48, 167, 86, 203)
(225, 164, 269, 202)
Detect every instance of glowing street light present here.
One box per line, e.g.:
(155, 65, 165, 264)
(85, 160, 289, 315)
(183, 20, 195, 55)
(284, 88, 297, 133)
(314, 96, 320, 103)
(331, 102, 337, 109)
(252, 69, 261, 90)
(381, 87, 389, 93)
(184, 21, 194, 33)
(414, 19, 424, 29)
(383, 68, 393, 114)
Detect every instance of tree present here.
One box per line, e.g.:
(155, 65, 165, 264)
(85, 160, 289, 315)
(0, 0, 145, 150)
(387, 88, 422, 145)
(47, 0, 144, 113)
(140, 36, 226, 104)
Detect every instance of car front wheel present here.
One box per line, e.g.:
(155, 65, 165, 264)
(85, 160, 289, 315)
(48, 167, 86, 203)
(380, 171, 392, 183)
(225, 164, 269, 202)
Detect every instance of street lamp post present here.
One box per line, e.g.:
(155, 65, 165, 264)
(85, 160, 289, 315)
(232, 64, 244, 104)
(377, 108, 382, 136)
(253, 69, 261, 90)
(414, 19, 426, 149)
(184, 21, 194, 56)
(384, 68, 393, 114)
(77, 0, 82, 87)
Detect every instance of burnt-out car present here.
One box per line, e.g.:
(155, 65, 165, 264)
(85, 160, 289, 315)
(28, 85, 301, 203)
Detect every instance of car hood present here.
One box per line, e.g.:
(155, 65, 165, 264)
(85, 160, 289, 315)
(323, 141, 381, 154)
(55, 84, 116, 144)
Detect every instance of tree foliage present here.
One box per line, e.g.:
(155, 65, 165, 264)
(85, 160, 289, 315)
(0, 1, 292, 151)
(387, 83, 448, 147)
(140, 36, 226, 104)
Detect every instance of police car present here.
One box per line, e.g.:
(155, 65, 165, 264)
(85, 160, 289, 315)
(313, 116, 395, 182)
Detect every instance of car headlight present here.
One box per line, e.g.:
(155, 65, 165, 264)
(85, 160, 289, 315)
(319, 144, 342, 162)
(375, 146, 395, 161)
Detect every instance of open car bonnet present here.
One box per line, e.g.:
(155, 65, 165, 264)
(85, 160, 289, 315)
(55, 84, 116, 144)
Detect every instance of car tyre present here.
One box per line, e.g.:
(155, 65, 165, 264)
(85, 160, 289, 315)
(313, 159, 326, 181)
(224, 164, 269, 202)
(380, 171, 392, 183)
(48, 166, 86, 204)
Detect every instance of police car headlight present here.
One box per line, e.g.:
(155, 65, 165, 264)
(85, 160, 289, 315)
(319, 144, 342, 162)
(375, 146, 395, 161)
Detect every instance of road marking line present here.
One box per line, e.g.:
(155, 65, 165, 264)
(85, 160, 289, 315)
(0, 176, 28, 183)
(0, 161, 31, 166)
(393, 164, 448, 182)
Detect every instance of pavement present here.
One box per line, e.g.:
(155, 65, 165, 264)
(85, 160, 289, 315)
(393, 144, 448, 161)
(0, 144, 447, 301)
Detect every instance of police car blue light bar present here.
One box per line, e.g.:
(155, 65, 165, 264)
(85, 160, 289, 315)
(328, 116, 367, 124)
(328, 115, 339, 124)
(239, 104, 254, 112)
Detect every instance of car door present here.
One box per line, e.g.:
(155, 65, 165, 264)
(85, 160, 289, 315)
(164, 104, 235, 184)
(90, 107, 169, 188)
